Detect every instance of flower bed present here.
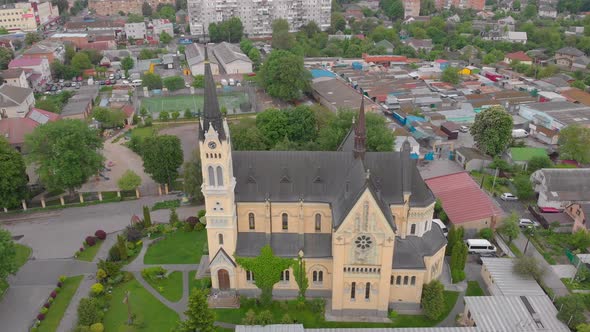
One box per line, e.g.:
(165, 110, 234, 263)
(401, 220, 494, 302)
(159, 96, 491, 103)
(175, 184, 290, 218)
(31, 275, 83, 332)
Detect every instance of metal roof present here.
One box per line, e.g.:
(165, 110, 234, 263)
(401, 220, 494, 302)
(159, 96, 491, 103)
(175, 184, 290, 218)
(481, 258, 545, 297)
(307, 329, 476, 332)
(236, 325, 304, 332)
(464, 296, 569, 332)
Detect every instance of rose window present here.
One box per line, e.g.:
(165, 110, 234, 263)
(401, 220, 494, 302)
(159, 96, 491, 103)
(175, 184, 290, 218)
(355, 235, 372, 250)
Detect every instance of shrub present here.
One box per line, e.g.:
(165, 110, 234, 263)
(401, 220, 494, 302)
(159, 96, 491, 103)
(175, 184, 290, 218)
(169, 208, 179, 224)
(421, 280, 445, 320)
(389, 310, 399, 320)
(44, 302, 51, 308)
(280, 313, 293, 324)
(55, 286, 61, 293)
(126, 228, 143, 242)
(183, 222, 194, 232)
(48, 297, 54, 304)
(57, 281, 63, 287)
(257, 310, 274, 325)
(90, 323, 104, 332)
(479, 228, 493, 240)
(77, 297, 102, 325)
(50, 291, 57, 298)
(40, 307, 48, 314)
(73, 326, 90, 332)
(90, 283, 104, 296)
(37, 313, 45, 321)
(94, 230, 107, 240)
(108, 245, 121, 261)
(186, 216, 199, 225)
(141, 266, 166, 281)
(80, 247, 85, 252)
(195, 223, 205, 231)
(58, 275, 67, 283)
(96, 269, 107, 282)
(85, 236, 96, 246)
(97, 259, 123, 279)
(242, 309, 256, 325)
(198, 209, 206, 218)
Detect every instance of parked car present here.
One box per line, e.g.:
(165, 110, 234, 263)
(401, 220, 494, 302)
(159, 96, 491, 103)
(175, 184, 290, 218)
(99, 80, 105, 85)
(75, 83, 81, 89)
(500, 193, 518, 201)
(466, 239, 497, 254)
(64, 82, 71, 87)
(460, 126, 469, 133)
(519, 218, 539, 228)
(105, 80, 111, 85)
(539, 207, 560, 213)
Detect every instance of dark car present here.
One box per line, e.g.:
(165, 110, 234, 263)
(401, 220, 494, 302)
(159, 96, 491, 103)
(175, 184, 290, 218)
(64, 82, 71, 87)
(50, 85, 57, 91)
(99, 80, 105, 85)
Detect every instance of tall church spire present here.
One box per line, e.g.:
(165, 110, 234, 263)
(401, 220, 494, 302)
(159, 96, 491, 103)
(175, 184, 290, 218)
(353, 96, 366, 159)
(200, 46, 226, 141)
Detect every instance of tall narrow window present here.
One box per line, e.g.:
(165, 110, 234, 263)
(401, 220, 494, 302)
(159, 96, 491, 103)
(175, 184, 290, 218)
(282, 213, 288, 230)
(365, 282, 371, 299)
(318, 271, 323, 282)
(396, 276, 401, 285)
(285, 270, 290, 281)
(216, 166, 224, 186)
(315, 214, 321, 232)
(218, 233, 224, 245)
(403, 276, 409, 285)
(411, 276, 416, 286)
(313, 271, 318, 282)
(390, 276, 394, 285)
(351, 282, 356, 300)
(208, 166, 215, 186)
(410, 224, 416, 235)
(248, 213, 255, 230)
(246, 270, 254, 281)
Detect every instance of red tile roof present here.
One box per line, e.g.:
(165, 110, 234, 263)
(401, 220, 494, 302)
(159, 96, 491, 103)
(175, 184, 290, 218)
(425, 172, 504, 224)
(505, 51, 532, 62)
(9, 57, 44, 67)
(0, 108, 58, 145)
(362, 54, 408, 63)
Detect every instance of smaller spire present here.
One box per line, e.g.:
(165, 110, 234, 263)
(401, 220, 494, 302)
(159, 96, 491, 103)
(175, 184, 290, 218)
(353, 95, 367, 160)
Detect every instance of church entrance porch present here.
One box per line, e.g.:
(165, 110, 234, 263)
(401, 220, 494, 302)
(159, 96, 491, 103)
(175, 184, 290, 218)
(218, 269, 230, 290)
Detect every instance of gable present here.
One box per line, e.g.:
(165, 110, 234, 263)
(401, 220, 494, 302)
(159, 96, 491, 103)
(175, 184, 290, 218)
(335, 188, 395, 237)
(209, 247, 236, 267)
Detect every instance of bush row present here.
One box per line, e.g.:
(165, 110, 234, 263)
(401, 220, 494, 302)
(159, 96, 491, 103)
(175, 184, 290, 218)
(30, 275, 67, 332)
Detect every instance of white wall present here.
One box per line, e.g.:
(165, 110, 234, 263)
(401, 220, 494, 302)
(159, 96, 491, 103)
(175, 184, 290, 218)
(222, 60, 252, 74)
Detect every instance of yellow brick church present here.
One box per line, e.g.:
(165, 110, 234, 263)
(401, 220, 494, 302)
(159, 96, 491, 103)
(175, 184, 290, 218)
(198, 51, 447, 317)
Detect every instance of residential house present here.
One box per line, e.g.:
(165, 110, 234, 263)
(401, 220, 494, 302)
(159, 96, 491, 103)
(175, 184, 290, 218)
(505, 31, 527, 43)
(125, 22, 147, 40)
(402, 16, 431, 24)
(150, 19, 174, 41)
(565, 203, 590, 233)
(0, 84, 35, 118)
(21, 40, 65, 63)
(425, 171, 504, 235)
(433, 59, 449, 70)
(504, 51, 532, 65)
(531, 169, 590, 209)
(60, 85, 98, 119)
(504, 147, 547, 170)
(518, 101, 590, 130)
(344, 4, 364, 20)
(8, 57, 51, 83)
(555, 47, 586, 69)
(0, 68, 29, 88)
(480, 257, 546, 297)
(0, 108, 58, 151)
(212, 42, 253, 74)
(565, 26, 585, 36)
(539, 5, 558, 18)
(497, 16, 516, 31)
(455, 147, 492, 172)
(402, 0, 421, 18)
(407, 38, 433, 53)
(528, 123, 559, 145)
(374, 40, 394, 54)
(560, 88, 590, 107)
(185, 43, 219, 75)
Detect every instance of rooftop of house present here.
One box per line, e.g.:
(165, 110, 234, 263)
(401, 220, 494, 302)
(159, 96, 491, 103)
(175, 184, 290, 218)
(212, 42, 251, 65)
(533, 168, 590, 201)
(8, 57, 45, 67)
(0, 68, 25, 79)
(507, 31, 527, 40)
(556, 47, 585, 57)
(455, 147, 492, 162)
(560, 88, 590, 106)
(0, 84, 32, 107)
(505, 51, 532, 62)
(480, 257, 546, 296)
(0, 108, 58, 145)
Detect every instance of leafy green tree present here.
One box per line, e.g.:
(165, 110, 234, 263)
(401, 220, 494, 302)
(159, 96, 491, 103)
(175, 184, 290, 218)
(0, 228, 17, 280)
(316, 110, 394, 151)
(157, 4, 176, 20)
(163, 76, 185, 91)
(127, 13, 144, 23)
(92, 107, 126, 128)
(208, 17, 243, 43)
(142, 1, 153, 16)
(175, 289, 215, 332)
(142, 72, 163, 90)
(143, 205, 152, 227)
(523, 4, 538, 19)
(117, 169, 142, 192)
(441, 67, 460, 84)
(248, 48, 261, 69)
(571, 80, 586, 90)
(141, 135, 183, 185)
(272, 19, 295, 50)
(71, 52, 92, 71)
(381, 0, 404, 20)
(192, 75, 204, 88)
(0, 47, 13, 70)
(330, 12, 346, 32)
(513, 0, 521, 9)
(24, 32, 41, 46)
(470, 106, 513, 156)
(159, 31, 173, 44)
(446, 226, 464, 255)
(420, 0, 436, 15)
(259, 50, 309, 101)
(421, 280, 445, 320)
(293, 256, 308, 299)
(159, 111, 170, 121)
(25, 120, 103, 194)
(558, 124, 590, 163)
(0, 138, 27, 209)
(229, 118, 268, 151)
(121, 56, 134, 75)
(571, 230, 590, 251)
(301, 21, 321, 38)
(171, 111, 180, 120)
(183, 108, 193, 119)
(236, 245, 293, 306)
(450, 241, 467, 283)
(556, 295, 587, 329)
(138, 48, 158, 60)
(513, 255, 544, 280)
(527, 155, 552, 173)
(256, 108, 289, 146)
(498, 211, 520, 244)
(514, 174, 534, 200)
(117, 234, 128, 260)
(286, 106, 318, 142)
(183, 150, 203, 202)
(77, 297, 101, 326)
(240, 39, 254, 54)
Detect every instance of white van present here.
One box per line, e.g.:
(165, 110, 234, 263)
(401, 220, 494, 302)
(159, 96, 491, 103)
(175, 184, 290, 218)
(432, 219, 448, 237)
(131, 79, 143, 87)
(512, 129, 529, 138)
(466, 239, 496, 254)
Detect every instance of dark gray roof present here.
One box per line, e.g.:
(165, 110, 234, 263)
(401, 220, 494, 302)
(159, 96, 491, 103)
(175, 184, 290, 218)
(213, 42, 251, 65)
(456, 147, 491, 162)
(199, 47, 225, 141)
(392, 224, 447, 269)
(235, 232, 332, 258)
(337, 128, 355, 152)
(232, 151, 435, 229)
(0, 84, 32, 107)
(210, 247, 236, 266)
(557, 47, 585, 57)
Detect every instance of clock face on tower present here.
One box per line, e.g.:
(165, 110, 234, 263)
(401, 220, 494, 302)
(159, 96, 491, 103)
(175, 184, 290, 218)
(208, 141, 217, 149)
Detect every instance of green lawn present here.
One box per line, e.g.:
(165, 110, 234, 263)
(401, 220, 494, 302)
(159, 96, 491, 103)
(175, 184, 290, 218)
(141, 93, 248, 115)
(188, 271, 211, 295)
(562, 278, 590, 291)
(103, 277, 179, 332)
(144, 230, 207, 264)
(214, 291, 460, 328)
(469, 171, 510, 196)
(76, 240, 104, 262)
(465, 281, 485, 297)
(1, 244, 32, 298)
(37, 275, 84, 332)
(145, 271, 183, 302)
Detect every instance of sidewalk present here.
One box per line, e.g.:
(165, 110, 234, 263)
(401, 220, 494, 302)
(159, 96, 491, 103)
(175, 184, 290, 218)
(512, 232, 569, 298)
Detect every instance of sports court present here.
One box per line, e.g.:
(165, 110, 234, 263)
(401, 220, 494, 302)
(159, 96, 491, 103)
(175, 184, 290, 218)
(141, 93, 249, 114)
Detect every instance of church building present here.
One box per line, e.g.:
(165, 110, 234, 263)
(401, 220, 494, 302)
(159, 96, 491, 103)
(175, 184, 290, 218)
(198, 50, 447, 317)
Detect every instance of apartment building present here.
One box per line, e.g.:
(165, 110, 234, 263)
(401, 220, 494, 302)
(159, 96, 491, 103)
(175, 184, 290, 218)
(150, 19, 174, 40)
(88, 0, 174, 16)
(125, 22, 147, 40)
(435, 0, 484, 11)
(403, 0, 421, 18)
(0, 1, 59, 32)
(188, 0, 331, 36)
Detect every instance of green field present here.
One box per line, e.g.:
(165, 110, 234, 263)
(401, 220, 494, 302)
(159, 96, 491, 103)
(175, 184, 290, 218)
(141, 93, 248, 115)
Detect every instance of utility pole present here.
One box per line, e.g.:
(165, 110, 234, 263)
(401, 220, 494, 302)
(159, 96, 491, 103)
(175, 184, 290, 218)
(491, 168, 499, 192)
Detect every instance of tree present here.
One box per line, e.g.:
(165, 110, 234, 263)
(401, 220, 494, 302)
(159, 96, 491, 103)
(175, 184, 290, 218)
(513, 255, 545, 280)
(171, 111, 180, 120)
(421, 280, 445, 320)
(127, 13, 144, 23)
(0, 228, 17, 280)
(441, 67, 460, 84)
(330, 12, 346, 32)
(513, 174, 534, 200)
(141, 135, 183, 185)
(192, 75, 204, 88)
(446, 226, 464, 255)
(247, 48, 261, 69)
(116, 234, 128, 260)
(470, 106, 513, 156)
(420, 0, 436, 15)
(163, 76, 185, 91)
(117, 170, 142, 193)
(259, 50, 309, 101)
(92, 107, 126, 128)
(271, 19, 295, 50)
(24, 32, 41, 46)
(526, 155, 552, 173)
(513, 0, 521, 10)
(523, 4, 538, 19)
(159, 111, 170, 121)
(25, 120, 103, 195)
(558, 124, 590, 163)
(572, 80, 586, 90)
(0, 138, 27, 209)
(71, 52, 92, 71)
(121, 56, 134, 75)
(498, 211, 520, 244)
(142, 72, 163, 90)
(286, 106, 318, 142)
(143, 205, 152, 227)
(381, 0, 404, 20)
(450, 241, 467, 283)
(0, 27, 8, 35)
(571, 229, 590, 251)
(301, 21, 321, 38)
(175, 289, 215, 332)
(142, 1, 153, 16)
(236, 245, 293, 306)
(77, 297, 101, 326)
(183, 150, 203, 202)
(229, 118, 268, 151)
(159, 31, 172, 44)
(157, 4, 176, 20)
(556, 295, 586, 329)
(256, 108, 289, 147)
(292, 255, 308, 299)
(208, 17, 244, 43)
(0, 47, 14, 70)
